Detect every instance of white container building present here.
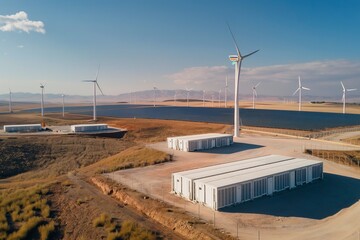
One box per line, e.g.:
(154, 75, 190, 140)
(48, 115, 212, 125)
(167, 133, 233, 152)
(193, 158, 323, 210)
(71, 124, 108, 133)
(3, 124, 42, 133)
(172, 155, 295, 200)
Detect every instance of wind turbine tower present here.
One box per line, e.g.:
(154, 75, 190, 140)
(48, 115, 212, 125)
(9, 89, 12, 113)
(225, 76, 228, 108)
(174, 91, 177, 106)
(228, 24, 259, 137)
(40, 84, 45, 117)
(83, 65, 104, 121)
(252, 82, 261, 109)
(293, 76, 310, 112)
(153, 87, 157, 107)
(341, 81, 357, 114)
(218, 89, 222, 107)
(186, 88, 192, 107)
(203, 90, 206, 107)
(62, 94, 65, 117)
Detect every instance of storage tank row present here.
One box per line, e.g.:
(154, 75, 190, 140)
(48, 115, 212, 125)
(167, 133, 233, 152)
(70, 124, 108, 132)
(171, 155, 323, 210)
(3, 124, 42, 133)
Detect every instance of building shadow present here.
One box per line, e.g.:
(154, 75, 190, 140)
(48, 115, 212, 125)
(221, 173, 360, 220)
(196, 142, 263, 155)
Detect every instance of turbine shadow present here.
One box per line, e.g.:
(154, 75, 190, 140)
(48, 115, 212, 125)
(220, 173, 360, 220)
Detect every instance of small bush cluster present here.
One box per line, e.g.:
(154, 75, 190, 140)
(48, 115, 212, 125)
(0, 185, 55, 240)
(93, 214, 155, 240)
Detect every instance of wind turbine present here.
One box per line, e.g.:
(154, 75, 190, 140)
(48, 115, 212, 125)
(293, 76, 310, 112)
(252, 82, 261, 109)
(153, 87, 157, 107)
(174, 90, 177, 106)
(225, 76, 228, 108)
(186, 88, 192, 107)
(218, 89, 222, 107)
(40, 83, 45, 117)
(228, 24, 259, 137)
(9, 89, 12, 113)
(203, 90, 206, 107)
(341, 81, 356, 114)
(83, 65, 104, 121)
(61, 94, 65, 117)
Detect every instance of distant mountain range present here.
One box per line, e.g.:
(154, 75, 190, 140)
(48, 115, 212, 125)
(0, 90, 357, 104)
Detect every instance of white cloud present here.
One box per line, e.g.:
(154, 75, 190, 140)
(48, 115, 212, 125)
(167, 60, 360, 96)
(0, 11, 45, 34)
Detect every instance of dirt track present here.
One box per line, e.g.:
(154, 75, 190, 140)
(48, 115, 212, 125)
(60, 173, 184, 240)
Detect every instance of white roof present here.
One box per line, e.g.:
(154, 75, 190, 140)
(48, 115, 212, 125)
(168, 133, 232, 139)
(173, 155, 294, 180)
(169, 133, 232, 141)
(203, 158, 322, 188)
(4, 124, 41, 128)
(71, 124, 108, 127)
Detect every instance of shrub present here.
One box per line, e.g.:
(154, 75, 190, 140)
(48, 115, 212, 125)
(93, 213, 110, 227)
(118, 220, 156, 240)
(38, 221, 55, 240)
(107, 232, 121, 240)
(0, 221, 9, 232)
(7, 216, 42, 240)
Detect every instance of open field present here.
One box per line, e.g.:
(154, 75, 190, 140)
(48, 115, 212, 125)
(0, 110, 360, 239)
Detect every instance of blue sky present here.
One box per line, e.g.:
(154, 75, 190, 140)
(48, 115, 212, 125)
(1, 0, 360, 98)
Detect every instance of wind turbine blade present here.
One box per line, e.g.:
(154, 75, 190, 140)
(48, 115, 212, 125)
(227, 23, 241, 57)
(341, 81, 345, 91)
(293, 88, 300, 96)
(255, 82, 261, 88)
(243, 49, 259, 58)
(96, 82, 104, 95)
(342, 93, 345, 102)
(347, 88, 357, 92)
(302, 87, 310, 91)
(82, 80, 96, 82)
(298, 77, 301, 88)
(95, 64, 100, 81)
(254, 89, 257, 97)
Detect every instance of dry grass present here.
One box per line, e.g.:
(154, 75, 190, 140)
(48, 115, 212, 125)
(38, 221, 55, 240)
(82, 145, 171, 174)
(0, 135, 132, 179)
(0, 185, 54, 240)
(92, 213, 155, 240)
(105, 118, 230, 143)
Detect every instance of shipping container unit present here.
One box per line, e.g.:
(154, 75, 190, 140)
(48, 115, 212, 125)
(167, 133, 213, 149)
(167, 133, 233, 152)
(70, 124, 108, 133)
(193, 158, 323, 210)
(171, 155, 295, 200)
(3, 124, 42, 133)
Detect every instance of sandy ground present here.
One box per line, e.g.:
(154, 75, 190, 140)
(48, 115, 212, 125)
(107, 132, 360, 240)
